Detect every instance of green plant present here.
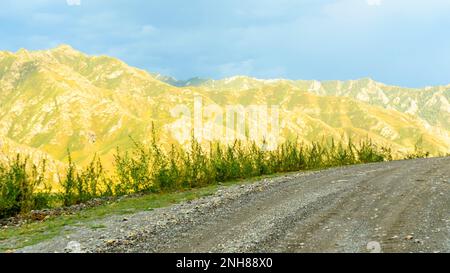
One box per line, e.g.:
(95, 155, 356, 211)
(0, 134, 418, 219)
(0, 155, 49, 218)
(59, 150, 78, 206)
(405, 136, 430, 159)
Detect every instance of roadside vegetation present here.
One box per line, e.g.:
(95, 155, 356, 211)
(0, 181, 243, 252)
(0, 134, 412, 220)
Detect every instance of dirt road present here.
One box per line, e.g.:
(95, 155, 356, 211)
(21, 157, 450, 253)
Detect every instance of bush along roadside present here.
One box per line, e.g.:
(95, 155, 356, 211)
(0, 136, 412, 220)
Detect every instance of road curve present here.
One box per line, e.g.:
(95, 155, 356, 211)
(21, 157, 450, 253)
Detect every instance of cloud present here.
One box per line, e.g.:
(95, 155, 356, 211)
(366, 0, 382, 6)
(66, 0, 81, 6)
(2, 0, 450, 86)
(141, 25, 158, 35)
(32, 12, 66, 24)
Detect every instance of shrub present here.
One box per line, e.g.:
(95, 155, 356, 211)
(0, 135, 414, 219)
(0, 155, 49, 218)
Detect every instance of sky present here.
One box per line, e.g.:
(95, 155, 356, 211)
(1, 0, 450, 87)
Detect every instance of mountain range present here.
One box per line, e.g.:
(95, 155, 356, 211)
(0, 45, 448, 170)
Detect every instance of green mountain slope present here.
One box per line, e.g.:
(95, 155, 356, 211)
(0, 46, 448, 167)
(192, 76, 450, 132)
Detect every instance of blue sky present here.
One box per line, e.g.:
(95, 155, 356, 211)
(1, 0, 450, 87)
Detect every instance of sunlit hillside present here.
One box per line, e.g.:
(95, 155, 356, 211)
(0, 45, 449, 168)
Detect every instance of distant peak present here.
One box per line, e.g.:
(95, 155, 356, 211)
(50, 44, 80, 54)
(344, 77, 382, 86)
(14, 48, 33, 59)
(54, 44, 73, 50)
(224, 75, 251, 80)
(361, 77, 375, 82)
(16, 48, 29, 54)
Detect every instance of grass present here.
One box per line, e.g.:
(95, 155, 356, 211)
(0, 172, 285, 252)
(1, 134, 396, 220)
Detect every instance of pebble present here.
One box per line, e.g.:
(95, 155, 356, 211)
(366, 241, 382, 253)
(65, 241, 83, 253)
